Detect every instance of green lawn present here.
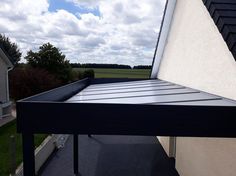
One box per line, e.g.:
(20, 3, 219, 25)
(0, 120, 47, 176)
(74, 68, 151, 78)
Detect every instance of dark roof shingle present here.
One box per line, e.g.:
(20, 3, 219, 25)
(203, 0, 236, 59)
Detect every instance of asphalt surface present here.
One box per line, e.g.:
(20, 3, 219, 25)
(40, 135, 179, 176)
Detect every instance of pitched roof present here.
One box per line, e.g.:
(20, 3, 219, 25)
(0, 44, 13, 69)
(203, 0, 236, 59)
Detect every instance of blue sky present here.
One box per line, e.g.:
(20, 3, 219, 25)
(0, 0, 165, 66)
(48, 0, 100, 17)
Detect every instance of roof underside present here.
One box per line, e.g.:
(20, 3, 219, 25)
(203, 0, 236, 60)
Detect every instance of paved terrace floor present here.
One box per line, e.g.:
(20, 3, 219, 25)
(40, 135, 179, 176)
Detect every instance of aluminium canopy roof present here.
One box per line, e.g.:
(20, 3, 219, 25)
(67, 79, 235, 106)
(17, 78, 236, 176)
(17, 78, 236, 137)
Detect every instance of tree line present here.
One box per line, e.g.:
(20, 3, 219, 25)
(70, 63, 151, 69)
(133, 65, 152, 69)
(70, 63, 131, 69)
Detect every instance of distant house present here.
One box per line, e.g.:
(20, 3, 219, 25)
(0, 45, 13, 118)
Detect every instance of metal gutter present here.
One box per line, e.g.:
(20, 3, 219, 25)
(18, 78, 90, 102)
(150, 0, 177, 78)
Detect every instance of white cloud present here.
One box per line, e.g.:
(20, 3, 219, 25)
(0, 0, 166, 66)
(65, 0, 100, 9)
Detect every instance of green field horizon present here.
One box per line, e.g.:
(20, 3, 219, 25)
(74, 68, 151, 78)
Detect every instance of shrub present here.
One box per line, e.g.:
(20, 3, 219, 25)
(71, 70, 79, 82)
(83, 69, 95, 78)
(77, 69, 94, 79)
(77, 71, 84, 80)
(9, 67, 61, 100)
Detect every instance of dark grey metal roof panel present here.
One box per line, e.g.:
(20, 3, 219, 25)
(217, 18, 236, 31)
(213, 11, 236, 24)
(203, 0, 236, 61)
(68, 88, 199, 102)
(88, 79, 164, 88)
(83, 82, 173, 92)
(158, 99, 236, 106)
(68, 92, 219, 104)
(221, 25, 236, 41)
(207, 4, 236, 11)
(66, 79, 236, 106)
(204, 0, 236, 4)
(86, 81, 165, 90)
(77, 85, 182, 96)
(77, 85, 184, 97)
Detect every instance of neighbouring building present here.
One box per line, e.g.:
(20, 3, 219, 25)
(153, 0, 236, 176)
(0, 45, 13, 118)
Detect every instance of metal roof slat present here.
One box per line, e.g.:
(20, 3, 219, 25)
(76, 85, 183, 96)
(158, 99, 236, 106)
(69, 92, 219, 104)
(82, 83, 174, 93)
(88, 79, 162, 88)
(74, 86, 184, 97)
(68, 88, 199, 102)
(87, 80, 165, 89)
(85, 82, 173, 92)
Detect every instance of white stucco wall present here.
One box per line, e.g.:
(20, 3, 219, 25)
(0, 57, 8, 102)
(157, 136, 170, 155)
(156, 0, 236, 176)
(158, 0, 236, 100)
(176, 138, 236, 176)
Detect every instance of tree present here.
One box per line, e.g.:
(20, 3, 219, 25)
(0, 34, 22, 65)
(133, 65, 152, 69)
(25, 43, 73, 83)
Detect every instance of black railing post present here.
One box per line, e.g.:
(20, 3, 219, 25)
(22, 133, 35, 176)
(73, 134, 79, 174)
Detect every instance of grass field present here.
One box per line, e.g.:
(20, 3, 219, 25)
(74, 68, 151, 78)
(0, 120, 47, 176)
